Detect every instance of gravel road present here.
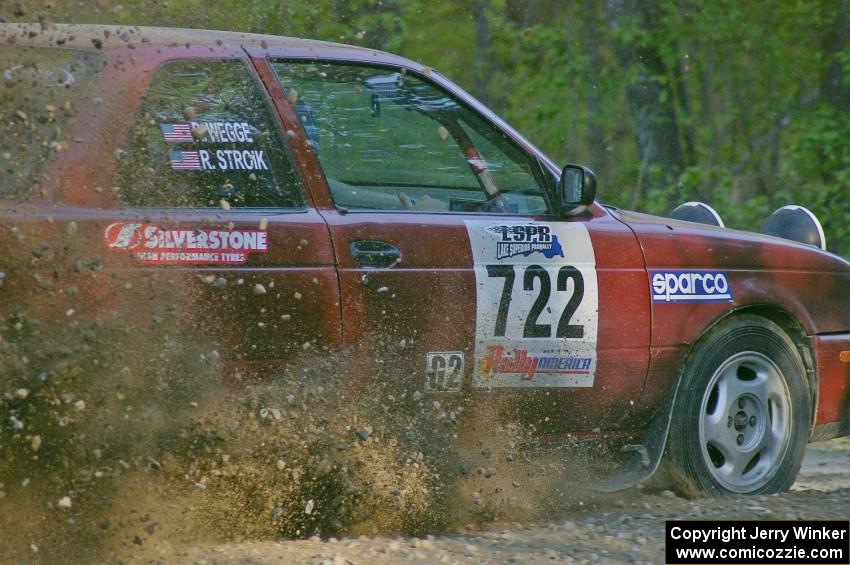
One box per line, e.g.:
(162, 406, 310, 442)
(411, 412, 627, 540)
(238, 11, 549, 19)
(119, 436, 850, 564)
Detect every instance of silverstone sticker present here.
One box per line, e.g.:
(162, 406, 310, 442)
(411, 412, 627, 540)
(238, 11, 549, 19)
(168, 149, 269, 172)
(424, 352, 464, 392)
(465, 221, 598, 388)
(160, 121, 256, 144)
(650, 270, 732, 303)
(104, 223, 267, 265)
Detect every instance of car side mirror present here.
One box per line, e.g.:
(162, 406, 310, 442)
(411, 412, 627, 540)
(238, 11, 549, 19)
(559, 165, 597, 212)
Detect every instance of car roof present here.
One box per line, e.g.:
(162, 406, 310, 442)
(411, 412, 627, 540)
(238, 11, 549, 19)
(0, 22, 381, 56)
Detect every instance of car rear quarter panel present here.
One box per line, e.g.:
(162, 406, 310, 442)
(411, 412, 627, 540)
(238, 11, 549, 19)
(0, 43, 342, 382)
(617, 210, 850, 428)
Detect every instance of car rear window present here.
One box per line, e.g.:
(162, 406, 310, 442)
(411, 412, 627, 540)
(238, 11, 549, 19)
(0, 46, 105, 201)
(115, 59, 303, 209)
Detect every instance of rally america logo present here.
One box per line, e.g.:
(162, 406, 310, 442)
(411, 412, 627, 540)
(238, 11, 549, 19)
(487, 224, 564, 260)
(478, 345, 592, 381)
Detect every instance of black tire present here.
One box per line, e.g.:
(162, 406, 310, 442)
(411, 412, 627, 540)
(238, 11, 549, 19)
(667, 314, 811, 495)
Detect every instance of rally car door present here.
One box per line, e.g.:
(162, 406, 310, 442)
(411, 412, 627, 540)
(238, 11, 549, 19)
(265, 57, 650, 431)
(464, 210, 651, 431)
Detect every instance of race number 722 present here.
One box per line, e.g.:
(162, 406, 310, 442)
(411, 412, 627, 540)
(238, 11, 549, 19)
(486, 264, 584, 339)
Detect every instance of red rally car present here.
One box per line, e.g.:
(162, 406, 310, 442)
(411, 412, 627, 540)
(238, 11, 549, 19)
(1, 23, 849, 496)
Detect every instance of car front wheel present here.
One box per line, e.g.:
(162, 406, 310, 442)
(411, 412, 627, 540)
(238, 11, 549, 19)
(668, 315, 811, 495)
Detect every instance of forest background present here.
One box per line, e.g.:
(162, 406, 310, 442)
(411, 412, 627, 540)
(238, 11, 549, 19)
(3, 0, 850, 253)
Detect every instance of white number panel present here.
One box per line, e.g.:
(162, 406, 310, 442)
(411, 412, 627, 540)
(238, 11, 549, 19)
(465, 221, 598, 388)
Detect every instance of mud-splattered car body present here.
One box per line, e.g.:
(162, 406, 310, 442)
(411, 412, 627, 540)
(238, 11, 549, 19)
(1, 24, 849, 490)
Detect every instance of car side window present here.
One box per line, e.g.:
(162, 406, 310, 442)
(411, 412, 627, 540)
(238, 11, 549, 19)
(116, 59, 303, 209)
(271, 61, 554, 215)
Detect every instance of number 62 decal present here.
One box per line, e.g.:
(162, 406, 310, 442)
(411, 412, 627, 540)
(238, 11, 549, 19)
(425, 352, 464, 392)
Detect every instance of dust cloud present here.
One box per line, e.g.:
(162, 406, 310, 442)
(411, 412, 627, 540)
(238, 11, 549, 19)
(0, 252, 615, 563)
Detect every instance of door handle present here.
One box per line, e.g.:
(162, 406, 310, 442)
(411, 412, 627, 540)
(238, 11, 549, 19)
(350, 240, 401, 268)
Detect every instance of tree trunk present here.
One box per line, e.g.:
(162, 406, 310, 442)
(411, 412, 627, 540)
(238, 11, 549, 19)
(505, 0, 543, 28)
(604, 0, 683, 200)
(822, 2, 850, 113)
(472, 0, 496, 109)
(672, 52, 696, 167)
(580, 0, 609, 179)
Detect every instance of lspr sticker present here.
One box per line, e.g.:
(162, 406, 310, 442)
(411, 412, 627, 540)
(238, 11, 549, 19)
(486, 224, 564, 260)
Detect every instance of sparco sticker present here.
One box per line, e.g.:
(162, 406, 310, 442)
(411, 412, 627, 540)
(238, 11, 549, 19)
(650, 270, 732, 302)
(465, 221, 598, 388)
(104, 223, 267, 265)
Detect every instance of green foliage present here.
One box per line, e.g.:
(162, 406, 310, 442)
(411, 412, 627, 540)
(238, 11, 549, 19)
(781, 105, 850, 255)
(7, 0, 850, 251)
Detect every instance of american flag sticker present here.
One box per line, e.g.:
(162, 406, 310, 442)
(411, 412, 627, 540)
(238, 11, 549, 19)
(169, 150, 202, 171)
(160, 123, 194, 143)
